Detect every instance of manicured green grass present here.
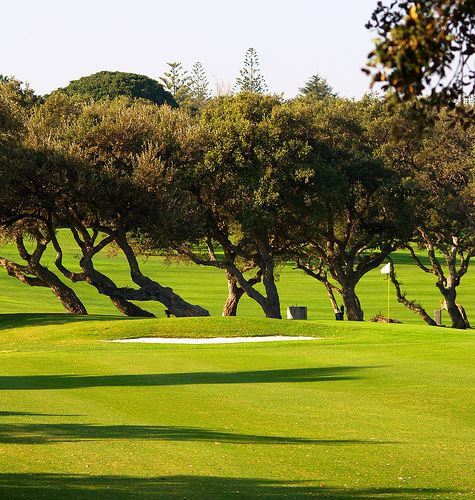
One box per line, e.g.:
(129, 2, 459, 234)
(0, 231, 473, 324)
(0, 316, 474, 498)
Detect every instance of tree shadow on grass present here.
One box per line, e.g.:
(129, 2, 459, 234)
(0, 422, 395, 446)
(0, 366, 374, 390)
(0, 411, 79, 417)
(0, 313, 128, 331)
(0, 473, 460, 499)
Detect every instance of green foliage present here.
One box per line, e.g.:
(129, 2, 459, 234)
(291, 97, 414, 320)
(196, 93, 318, 231)
(369, 102, 475, 327)
(235, 48, 268, 93)
(0, 75, 473, 324)
(0, 76, 38, 108)
(366, 1, 475, 120)
(0, 83, 23, 140)
(24, 95, 185, 229)
(61, 71, 177, 107)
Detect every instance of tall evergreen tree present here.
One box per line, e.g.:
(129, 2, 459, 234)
(189, 62, 210, 108)
(159, 62, 191, 107)
(235, 48, 268, 93)
(299, 74, 337, 100)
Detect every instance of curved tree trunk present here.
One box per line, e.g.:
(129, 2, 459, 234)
(324, 281, 341, 314)
(35, 266, 88, 315)
(255, 237, 281, 319)
(411, 234, 472, 330)
(116, 234, 210, 317)
(108, 297, 155, 318)
(78, 257, 156, 318)
(261, 271, 281, 318)
(389, 265, 437, 326)
(457, 304, 471, 329)
(51, 228, 155, 318)
(294, 262, 341, 314)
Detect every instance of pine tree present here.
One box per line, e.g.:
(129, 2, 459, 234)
(189, 62, 210, 110)
(159, 62, 191, 106)
(235, 48, 268, 93)
(299, 74, 337, 100)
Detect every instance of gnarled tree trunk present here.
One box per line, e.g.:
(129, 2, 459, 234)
(51, 229, 154, 318)
(340, 280, 364, 321)
(108, 297, 155, 318)
(261, 268, 281, 318)
(440, 286, 468, 329)
(79, 259, 156, 318)
(35, 266, 88, 315)
(223, 237, 281, 319)
(409, 234, 472, 330)
(115, 234, 210, 317)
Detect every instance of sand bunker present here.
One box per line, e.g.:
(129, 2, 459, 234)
(110, 335, 320, 345)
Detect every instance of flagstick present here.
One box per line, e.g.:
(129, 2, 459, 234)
(380, 262, 391, 323)
(387, 275, 390, 324)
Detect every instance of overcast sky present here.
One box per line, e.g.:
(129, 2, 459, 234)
(1, 0, 380, 98)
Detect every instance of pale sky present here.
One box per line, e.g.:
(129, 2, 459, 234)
(1, 0, 380, 98)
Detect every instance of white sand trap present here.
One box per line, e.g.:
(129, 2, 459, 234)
(110, 335, 320, 345)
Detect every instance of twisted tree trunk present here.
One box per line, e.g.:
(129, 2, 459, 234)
(439, 286, 468, 329)
(114, 233, 210, 317)
(78, 256, 156, 318)
(222, 272, 245, 316)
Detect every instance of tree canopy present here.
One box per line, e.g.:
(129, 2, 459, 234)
(61, 71, 177, 107)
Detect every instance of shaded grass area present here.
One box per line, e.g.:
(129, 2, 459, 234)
(0, 473, 458, 499)
(0, 422, 387, 446)
(0, 313, 125, 331)
(0, 366, 370, 390)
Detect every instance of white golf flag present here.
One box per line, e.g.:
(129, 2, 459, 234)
(380, 263, 391, 274)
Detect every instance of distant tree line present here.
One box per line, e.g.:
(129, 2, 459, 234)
(0, 54, 473, 328)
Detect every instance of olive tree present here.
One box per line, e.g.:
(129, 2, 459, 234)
(0, 81, 88, 314)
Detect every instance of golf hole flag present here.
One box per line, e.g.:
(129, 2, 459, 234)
(380, 263, 391, 274)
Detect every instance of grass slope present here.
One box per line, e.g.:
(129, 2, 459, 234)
(0, 317, 474, 498)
